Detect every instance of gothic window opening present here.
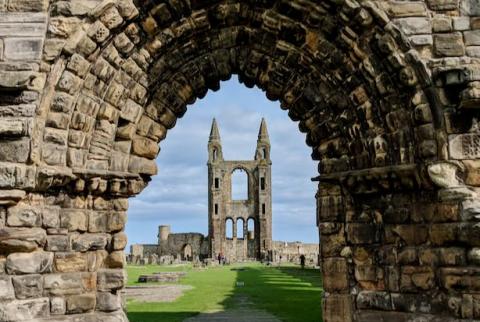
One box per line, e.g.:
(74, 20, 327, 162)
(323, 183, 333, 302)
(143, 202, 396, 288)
(262, 203, 266, 215)
(215, 203, 218, 215)
(237, 218, 245, 239)
(248, 218, 255, 240)
(226, 218, 233, 239)
(231, 169, 248, 200)
(215, 177, 219, 189)
(261, 177, 265, 190)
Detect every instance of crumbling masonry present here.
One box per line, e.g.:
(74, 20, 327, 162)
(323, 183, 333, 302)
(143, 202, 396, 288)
(1, 0, 480, 321)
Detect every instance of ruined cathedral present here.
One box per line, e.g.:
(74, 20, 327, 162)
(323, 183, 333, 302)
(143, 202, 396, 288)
(130, 119, 318, 263)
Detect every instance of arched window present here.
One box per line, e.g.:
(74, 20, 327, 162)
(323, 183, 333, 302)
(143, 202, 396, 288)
(262, 148, 267, 159)
(247, 218, 255, 240)
(232, 169, 248, 200)
(213, 148, 217, 161)
(237, 218, 245, 239)
(225, 218, 233, 239)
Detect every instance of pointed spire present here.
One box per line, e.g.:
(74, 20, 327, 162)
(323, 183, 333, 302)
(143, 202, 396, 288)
(257, 118, 270, 142)
(209, 118, 221, 142)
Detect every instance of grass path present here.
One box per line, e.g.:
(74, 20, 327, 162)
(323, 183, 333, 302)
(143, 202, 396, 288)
(126, 263, 322, 322)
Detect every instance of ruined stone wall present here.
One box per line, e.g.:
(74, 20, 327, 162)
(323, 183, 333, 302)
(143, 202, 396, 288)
(0, 0, 479, 322)
(159, 232, 209, 260)
(271, 241, 319, 265)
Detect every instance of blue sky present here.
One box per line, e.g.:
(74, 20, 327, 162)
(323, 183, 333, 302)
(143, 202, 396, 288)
(126, 79, 319, 248)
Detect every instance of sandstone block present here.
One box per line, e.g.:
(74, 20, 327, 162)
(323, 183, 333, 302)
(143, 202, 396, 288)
(97, 269, 126, 291)
(96, 292, 121, 312)
(105, 251, 125, 268)
(42, 207, 60, 228)
(465, 30, 480, 46)
(72, 233, 109, 251)
(0, 297, 49, 321)
(440, 267, 480, 291)
(394, 17, 431, 35)
(4, 38, 43, 61)
(0, 227, 46, 253)
(386, 2, 427, 17)
(131, 137, 160, 159)
(89, 211, 108, 233)
(7, 206, 42, 227)
(7, 0, 48, 11)
(112, 232, 127, 250)
(400, 266, 435, 291)
(0, 138, 30, 163)
(6, 251, 53, 274)
(322, 258, 348, 292)
(0, 275, 15, 300)
(46, 235, 70, 252)
(428, 0, 459, 10)
(50, 296, 66, 315)
(108, 211, 127, 232)
(356, 291, 392, 310)
(12, 274, 43, 299)
(43, 272, 96, 296)
(55, 252, 88, 272)
(434, 33, 465, 57)
(60, 209, 88, 232)
(66, 293, 96, 313)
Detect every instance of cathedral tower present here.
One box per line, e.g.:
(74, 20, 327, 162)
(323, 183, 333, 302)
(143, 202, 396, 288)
(207, 118, 272, 261)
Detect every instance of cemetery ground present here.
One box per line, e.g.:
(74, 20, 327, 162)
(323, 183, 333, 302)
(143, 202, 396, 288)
(125, 262, 323, 322)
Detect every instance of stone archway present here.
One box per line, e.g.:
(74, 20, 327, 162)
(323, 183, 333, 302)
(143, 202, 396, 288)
(1, 0, 480, 321)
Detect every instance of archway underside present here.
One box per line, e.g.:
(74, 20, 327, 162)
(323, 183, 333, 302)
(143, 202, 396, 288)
(0, 0, 479, 321)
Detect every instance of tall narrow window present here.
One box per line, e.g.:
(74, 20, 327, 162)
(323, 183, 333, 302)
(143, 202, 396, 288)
(262, 148, 267, 159)
(226, 219, 233, 239)
(237, 218, 245, 239)
(213, 148, 217, 161)
(214, 203, 218, 215)
(231, 169, 248, 200)
(215, 178, 219, 189)
(247, 218, 255, 240)
(260, 177, 265, 190)
(262, 203, 266, 214)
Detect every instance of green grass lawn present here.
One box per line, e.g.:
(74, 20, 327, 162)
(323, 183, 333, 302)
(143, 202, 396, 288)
(126, 262, 322, 322)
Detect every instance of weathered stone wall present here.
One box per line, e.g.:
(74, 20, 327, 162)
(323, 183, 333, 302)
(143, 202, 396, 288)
(271, 241, 319, 265)
(0, 0, 479, 321)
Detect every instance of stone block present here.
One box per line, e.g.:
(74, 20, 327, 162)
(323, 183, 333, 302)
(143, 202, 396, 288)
(0, 297, 49, 321)
(392, 225, 428, 245)
(41, 143, 67, 166)
(409, 35, 433, 46)
(4, 38, 43, 61)
(440, 267, 480, 291)
(131, 137, 159, 159)
(12, 274, 43, 299)
(394, 17, 431, 35)
(0, 227, 46, 253)
(0, 118, 30, 136)
(0, 275, 15, 300)
(386, 2, 427, 17)
(66, 293, 97, 314)
(467, 46, 480, 57)
(42, 207, 60, 228)
(429, 224, 459, 245)
(0, 138, 30, 163)
(434, 33, 465, 57)
(7, 206, 42, 227)
(60, 209, 88, 232)
(50, 297, 66, 315)
(465, 30, 480, 46)
(323, 294, 353, 322)
(432, 16, 452, 32)
(105, 251, 125, 268)
(453, 17, 470, 31)
(449, 134, 480, 159)
(97, 291, 121, 312)
(46, 235, 70, 252)
(43, 272, 96, 296)
(356, 291, 392, 310)
(347, 224, 378, 244)
(54, 252, 88, 272)
(428, 0, 459, 10)
(120, 99, 143, 123)
(400, 266, 435, 291)
(6, 251, 53, 274)
(107, 211, 126, 232)
(72, 233, 109, 251)
(7, 0, 48, 11)
(97, 269, 126, 291)
(112, 232, 127, 250)
(89, 211, 108, 233)
(322, 258, 348, 292)
(461, 0, 480, 15)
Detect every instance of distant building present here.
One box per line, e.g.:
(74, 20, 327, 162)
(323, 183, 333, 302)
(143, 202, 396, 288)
(129, 119, 318, 264)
